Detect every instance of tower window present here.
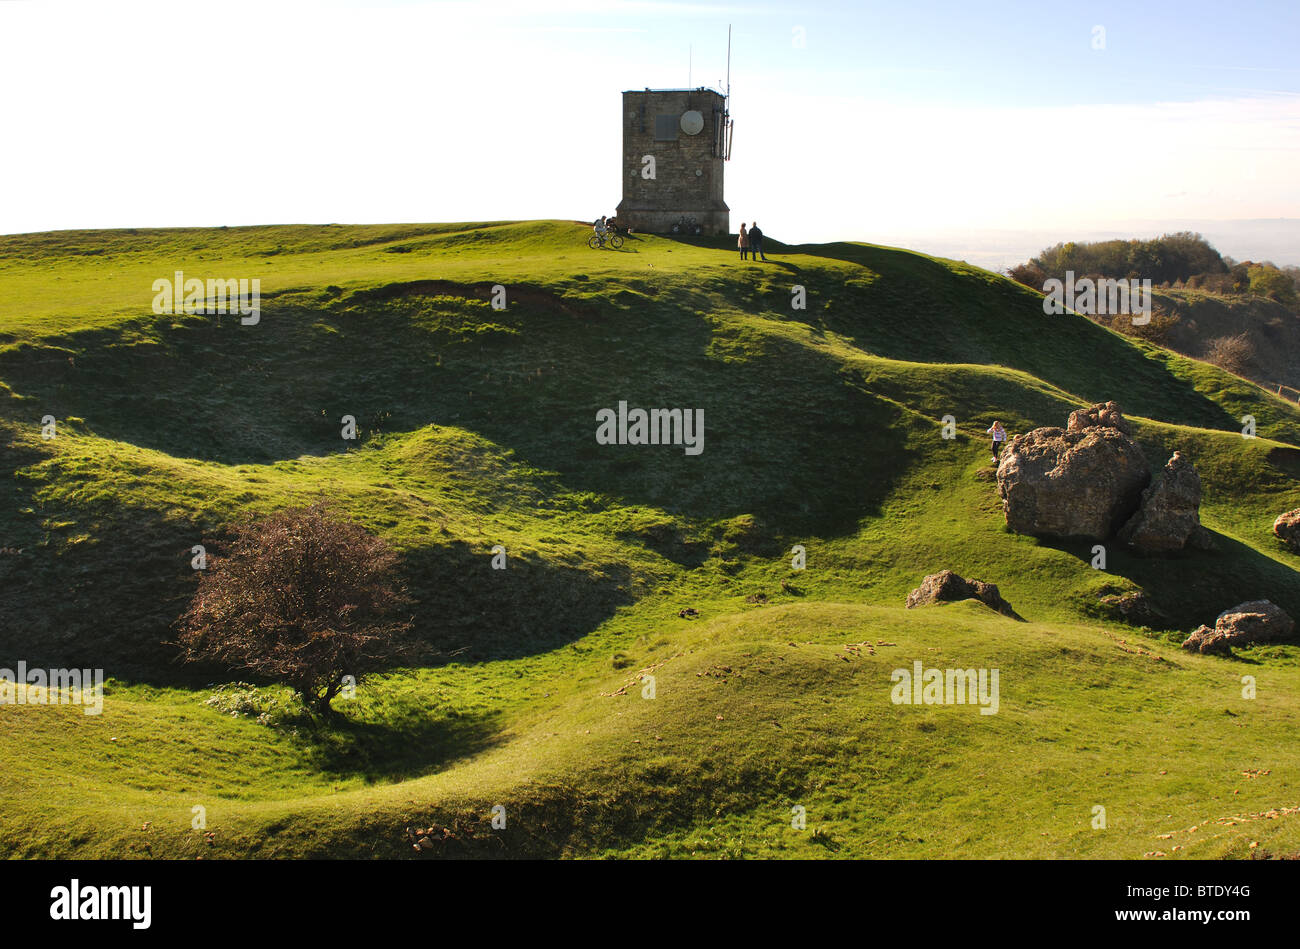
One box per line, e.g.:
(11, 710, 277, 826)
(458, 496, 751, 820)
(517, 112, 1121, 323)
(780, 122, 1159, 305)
(654, 114, 679, 141)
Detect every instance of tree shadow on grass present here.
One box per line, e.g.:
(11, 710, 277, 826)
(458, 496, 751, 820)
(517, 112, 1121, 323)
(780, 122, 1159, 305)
(291, 703, 505, 783)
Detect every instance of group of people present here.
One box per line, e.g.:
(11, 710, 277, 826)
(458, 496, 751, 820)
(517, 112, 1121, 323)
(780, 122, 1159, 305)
(589, 215, 770, 262)
(737, 222, 767, 261)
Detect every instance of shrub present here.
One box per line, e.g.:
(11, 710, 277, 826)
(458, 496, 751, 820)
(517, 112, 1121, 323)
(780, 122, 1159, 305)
(203, 682, 301, 727)
(1204, 333, 1257, 375)
(1091, 305, 1180, 345)
(1126, 307, 1181, 344)
(1248, 265, 1298, 306)
(1006, 261, 1046, 291)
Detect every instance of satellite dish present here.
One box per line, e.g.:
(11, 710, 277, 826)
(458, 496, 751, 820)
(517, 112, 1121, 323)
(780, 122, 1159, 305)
(680, 110, 704, 135)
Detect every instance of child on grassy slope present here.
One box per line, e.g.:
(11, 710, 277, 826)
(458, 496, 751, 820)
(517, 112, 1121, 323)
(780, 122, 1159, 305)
(987, 420, 1007, 464)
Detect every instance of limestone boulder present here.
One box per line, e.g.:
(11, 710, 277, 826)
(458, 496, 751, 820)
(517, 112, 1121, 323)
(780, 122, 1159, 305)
(1096, 591, 1167, 628)
(1067, 400, 1132, 435)
(905, 570, 1023, 620)
(1273, 509, 1300, 554)
(996, 425, 1150, 539)
(1181, 600, 1295, 655)
(1118, 451, 1215, 553)
(1181, 624, 1229, 655)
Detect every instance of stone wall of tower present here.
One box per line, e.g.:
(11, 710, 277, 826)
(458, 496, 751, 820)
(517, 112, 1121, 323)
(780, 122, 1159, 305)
(616, 89, 729, 236)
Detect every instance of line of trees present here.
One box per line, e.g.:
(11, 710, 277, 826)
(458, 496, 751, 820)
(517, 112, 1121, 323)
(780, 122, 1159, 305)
(1008, 232, 1298, 306)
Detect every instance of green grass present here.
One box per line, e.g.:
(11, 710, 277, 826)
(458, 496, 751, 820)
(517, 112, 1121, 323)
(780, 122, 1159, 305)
(2, 220, 1299, 859)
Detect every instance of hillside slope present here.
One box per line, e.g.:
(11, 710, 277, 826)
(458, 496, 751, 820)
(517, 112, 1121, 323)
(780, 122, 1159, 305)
(1153, 288, 1300, 392)
(2, 221, 1298, 859)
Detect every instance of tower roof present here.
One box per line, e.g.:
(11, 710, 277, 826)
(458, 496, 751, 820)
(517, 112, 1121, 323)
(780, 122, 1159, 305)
(622, 87, 725, 95)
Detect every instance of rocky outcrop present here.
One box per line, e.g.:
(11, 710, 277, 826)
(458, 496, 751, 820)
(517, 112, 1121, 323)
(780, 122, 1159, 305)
(1181, 600, 1296, 655)
(1181, 626, 1228, 655)
(995, 402, 1218, 555)
(1274, 509, 1300, 553)
(997, 420, 1150, 539)
(1096, 592, 1167, 628)
(1067, 400, 1131, 435)
(905, 570, 1023, 620)
(1118, 451, 1216, 553)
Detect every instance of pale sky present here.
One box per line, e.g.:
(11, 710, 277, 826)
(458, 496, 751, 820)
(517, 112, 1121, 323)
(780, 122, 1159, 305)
(2, 0, 1298, 263)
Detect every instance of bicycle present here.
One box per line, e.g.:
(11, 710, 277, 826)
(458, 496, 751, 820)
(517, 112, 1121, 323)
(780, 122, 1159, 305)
(588, 229, 623, 249)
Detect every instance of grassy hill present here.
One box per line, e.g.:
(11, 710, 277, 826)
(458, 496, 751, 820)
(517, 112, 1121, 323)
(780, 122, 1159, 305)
(1151, 288, 1300, 392)
(2, 220, 1299, 859)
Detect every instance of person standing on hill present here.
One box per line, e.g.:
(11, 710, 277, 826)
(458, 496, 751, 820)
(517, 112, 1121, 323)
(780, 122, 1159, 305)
(987, 420, 1007, 464)
(738, 223, 750, 261)
(749, 222, 767, 261)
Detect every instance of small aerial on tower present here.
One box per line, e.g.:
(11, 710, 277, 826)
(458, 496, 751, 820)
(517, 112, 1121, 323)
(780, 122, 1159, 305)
(716, 24, 734, 161)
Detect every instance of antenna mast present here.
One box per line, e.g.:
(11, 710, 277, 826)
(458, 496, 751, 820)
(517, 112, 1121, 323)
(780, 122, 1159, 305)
(724, 25, 733, 161)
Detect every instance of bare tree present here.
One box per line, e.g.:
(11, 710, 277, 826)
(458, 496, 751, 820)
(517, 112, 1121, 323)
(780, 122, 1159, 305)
(1204, 333, 1257, 376)
(176, 502, 415, 715)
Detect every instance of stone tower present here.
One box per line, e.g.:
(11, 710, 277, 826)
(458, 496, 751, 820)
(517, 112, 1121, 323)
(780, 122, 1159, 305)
(616, 88, 731, 236)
